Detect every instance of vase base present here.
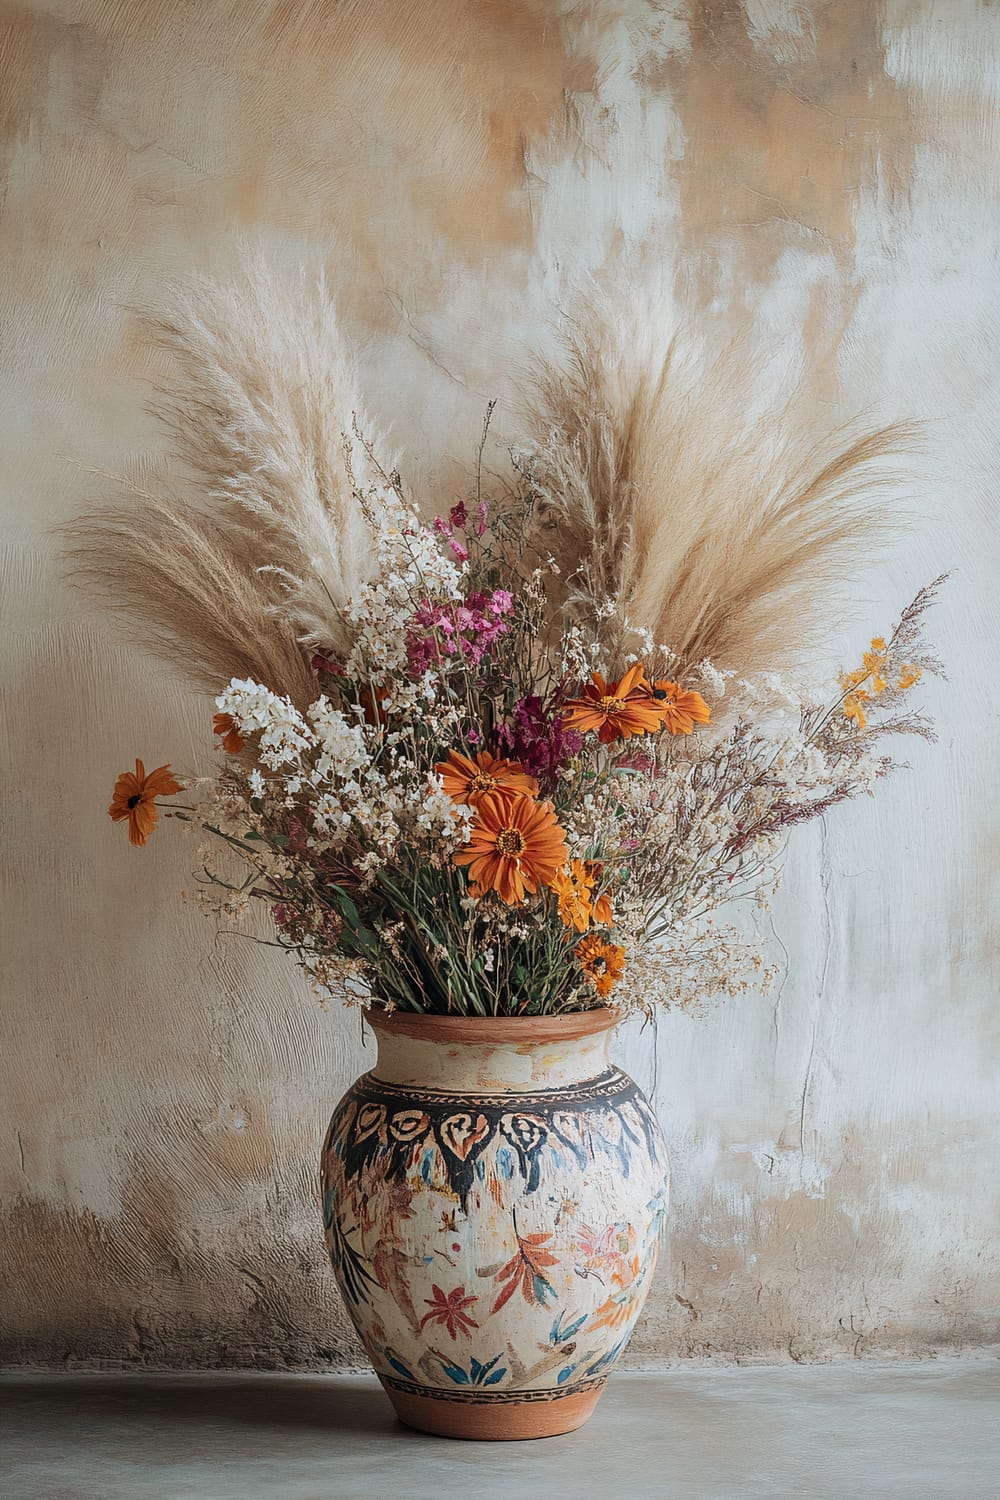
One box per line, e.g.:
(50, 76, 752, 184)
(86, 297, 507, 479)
(380, 1376, 606, 1441)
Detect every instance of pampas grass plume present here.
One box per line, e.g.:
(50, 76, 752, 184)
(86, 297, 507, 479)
(63, 259, 385, 704)
(525, 309, 916, 678)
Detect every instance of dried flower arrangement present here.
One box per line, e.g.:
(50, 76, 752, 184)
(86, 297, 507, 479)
(67, 269, 945, 1019)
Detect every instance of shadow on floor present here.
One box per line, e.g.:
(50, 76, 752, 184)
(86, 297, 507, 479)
(2, 1375, 405, 1436)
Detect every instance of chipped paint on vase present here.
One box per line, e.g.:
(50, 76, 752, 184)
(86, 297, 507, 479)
(320, 1008, 668, 1439)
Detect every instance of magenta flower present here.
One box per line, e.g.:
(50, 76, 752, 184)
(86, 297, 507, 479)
(311, 648, 346, 677)
(496, 688, 583, 786)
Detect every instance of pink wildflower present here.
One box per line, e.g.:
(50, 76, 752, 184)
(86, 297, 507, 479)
(405, 594, 510, 678)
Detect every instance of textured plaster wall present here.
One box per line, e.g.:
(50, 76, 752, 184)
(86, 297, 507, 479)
(2, 0, 998, 1368)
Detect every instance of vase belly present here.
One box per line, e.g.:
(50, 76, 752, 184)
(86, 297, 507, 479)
(320, 1009, 668, 1440)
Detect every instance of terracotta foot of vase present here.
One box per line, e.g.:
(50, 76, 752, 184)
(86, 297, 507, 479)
(321, 1007, 668, 1441)
(382, 1376, 604, 1440)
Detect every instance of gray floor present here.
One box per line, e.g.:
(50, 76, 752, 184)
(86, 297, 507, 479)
(1, 1361, 998, 1500)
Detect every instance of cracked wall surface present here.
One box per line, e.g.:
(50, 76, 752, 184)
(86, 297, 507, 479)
(2, 0, 998, 1368)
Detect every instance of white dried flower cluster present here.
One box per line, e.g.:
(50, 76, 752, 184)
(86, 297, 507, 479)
(303, 953, 370, 1010)
(309, 752, 472, 860)
(845, 751, 884, 790)
(343, 482, 465, 676)
(211, 671, 474, 872)
(186, 884, 252, 921)
(308, 698, 368, 779)
(216, 680, 311, 769)
(612, 923, 776, 1018)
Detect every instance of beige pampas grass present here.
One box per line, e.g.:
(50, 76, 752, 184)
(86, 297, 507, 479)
(525, 314, 916, 677)
(63, 485, 319, 707)
(65, 263, 914, 702)
(63, 260, 385, 704)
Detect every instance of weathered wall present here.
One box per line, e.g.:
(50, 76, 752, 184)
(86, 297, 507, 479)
(2, 0, 997, 1368)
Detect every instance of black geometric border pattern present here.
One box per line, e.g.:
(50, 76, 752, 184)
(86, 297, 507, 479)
(379, 1373, 608, 1405)
(323, 1068, 663, 1208)
(351, 1066, 632, 1109)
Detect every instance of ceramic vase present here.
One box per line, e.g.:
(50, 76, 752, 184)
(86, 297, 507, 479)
(320, 1006, 668, 1440)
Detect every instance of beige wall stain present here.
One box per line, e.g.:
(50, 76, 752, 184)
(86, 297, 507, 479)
(670, 1, 908, 255)
(663, 0, 918, 398)
(1, 0, 998, 1368)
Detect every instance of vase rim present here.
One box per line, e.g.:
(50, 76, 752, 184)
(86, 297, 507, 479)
(362, 1005, 619, 1044)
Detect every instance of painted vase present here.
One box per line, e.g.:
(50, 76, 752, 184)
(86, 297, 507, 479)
(320, 1006, 668, 1440)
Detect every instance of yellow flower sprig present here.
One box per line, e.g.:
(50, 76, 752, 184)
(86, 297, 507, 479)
(839, 636, 922, 730)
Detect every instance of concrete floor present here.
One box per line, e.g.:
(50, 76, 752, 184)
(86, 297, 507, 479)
(1, 1362, 997, 1500)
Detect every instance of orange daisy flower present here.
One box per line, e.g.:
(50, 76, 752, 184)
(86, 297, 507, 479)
(563, 663, 665, 744)
(108, 759, 183, 847)
(550, 860, 594, 933)
(650, 680, 711, 736)
(583, 860, 614, 927)
(453, 791, 568, 905)
(212, 713, 245, 754)
(435, 748, 539, 806)
(575, 933, 626, 997)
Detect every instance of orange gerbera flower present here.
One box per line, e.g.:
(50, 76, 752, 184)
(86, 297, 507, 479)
(650, 680, 711, 736)
(435, 748, 538, 805)
(212, 713, 245, 754)
(575, 933, 626, 997)
(563, 663, 666, 744)
(453, 791, 568, 905)
(108, 759, 183, 847)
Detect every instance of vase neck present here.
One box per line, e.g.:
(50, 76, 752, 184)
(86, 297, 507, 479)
(369, 1025, 614, 1093)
